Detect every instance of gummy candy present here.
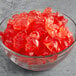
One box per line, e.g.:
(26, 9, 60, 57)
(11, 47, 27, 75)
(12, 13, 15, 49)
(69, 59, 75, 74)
(0, 7, 74, 57)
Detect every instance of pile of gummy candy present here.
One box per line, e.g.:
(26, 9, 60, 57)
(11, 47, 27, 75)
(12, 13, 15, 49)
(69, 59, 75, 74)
(0, 7, 74, 57)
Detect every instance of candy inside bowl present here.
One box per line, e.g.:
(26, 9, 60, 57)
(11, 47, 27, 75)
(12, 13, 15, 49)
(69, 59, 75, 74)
(0, 7, 76, 71)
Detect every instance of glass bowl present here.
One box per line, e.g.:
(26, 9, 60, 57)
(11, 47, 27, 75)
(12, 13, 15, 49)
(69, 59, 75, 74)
(0, 9, 76, 71)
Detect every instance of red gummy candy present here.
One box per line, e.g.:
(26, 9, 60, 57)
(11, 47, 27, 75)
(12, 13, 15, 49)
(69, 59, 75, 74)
(4, 38, 13, 50)
(56, 26, 69, 39)
(1, 7, 74, 58)
(7, 19, 14, 26)
(43, 36, 61, 54)
(29, 31, 40, 39)
(25, 36, 39, 56)
(36, 42, 51, 56)
(45, 16, 59, 38)
(3, 24, 19, 42)
(29, 10, 41, 18)
(13, 31, 27, 52)
(43, 7, 52, 13)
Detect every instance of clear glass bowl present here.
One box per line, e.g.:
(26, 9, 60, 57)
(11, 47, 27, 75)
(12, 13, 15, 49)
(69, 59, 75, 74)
(0, 9, 76, 71)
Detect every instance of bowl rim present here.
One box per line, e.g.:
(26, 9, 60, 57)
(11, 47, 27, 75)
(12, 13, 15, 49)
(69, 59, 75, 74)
(0, 12, 76, 58)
